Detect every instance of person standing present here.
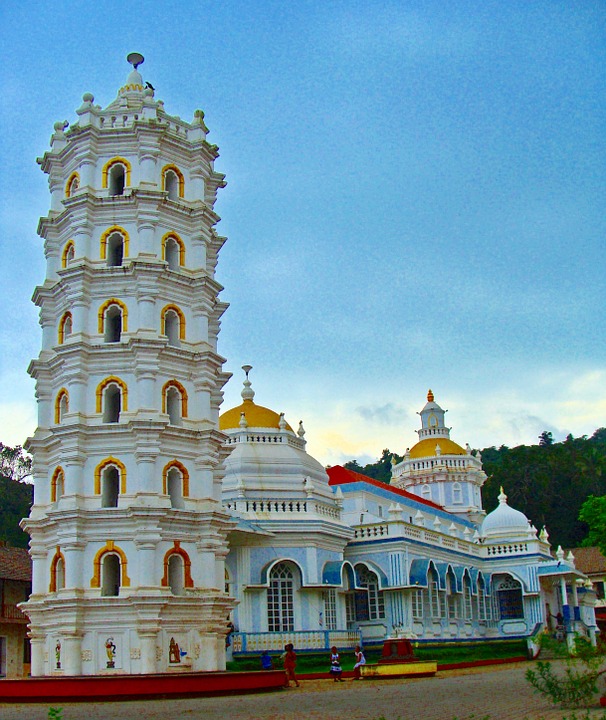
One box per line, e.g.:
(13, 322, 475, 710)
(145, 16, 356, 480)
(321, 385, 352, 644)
(329, 646, 344, 681)
(283, 643, 300, 688)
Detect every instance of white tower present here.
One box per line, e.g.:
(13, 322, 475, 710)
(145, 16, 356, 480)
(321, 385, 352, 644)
(390, 390, 486, 522)
(22, 55, 235, 676)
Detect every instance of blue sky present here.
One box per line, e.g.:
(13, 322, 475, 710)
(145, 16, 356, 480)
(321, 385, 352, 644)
(0, 1, 604, 465)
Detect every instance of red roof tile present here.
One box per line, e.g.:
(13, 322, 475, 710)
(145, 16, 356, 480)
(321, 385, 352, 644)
(568, 547, 606, 574)
(327, 465, 444, 510)
(0, 546, 32, 582)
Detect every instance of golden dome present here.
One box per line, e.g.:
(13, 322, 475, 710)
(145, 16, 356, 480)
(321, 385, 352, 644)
(219, 399, 293, 432)
(408, 437, 466, 459)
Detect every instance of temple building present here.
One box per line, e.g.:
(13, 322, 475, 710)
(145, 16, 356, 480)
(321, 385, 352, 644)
(220, 376, 598, 656)
(20, 56, 597, 678)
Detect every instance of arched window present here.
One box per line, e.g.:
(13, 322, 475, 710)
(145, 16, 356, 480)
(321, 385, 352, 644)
(55, 388, 69, 424)
(49, 548, 66, 592)
(421, 485, 432, 501)
(58, 312, 73, 345)
(91, 541, 130, 593)
(463, 573, 473, 619)
(65, 172, 80, 198)
(94, 457, 127, 507)
(477, 574, 490, 621)
(51, 467, 65, 503)
(268, 562, 298, 632)
(100, 226, 129, 267)
(98, 298, 128, 342)
(162, 380, 188, 426)
(427, 565, 442, 619)
(162, 542, 193, 595)
(162, 164, 184, 200)
(162, 232, 185, 270)
(446, 568, 459, 619)
(452, 482, 463, 504)
(163, 461, 189, 508)
(96, 376, 128, 423)
(62, 241, 75, 268)
(102, 554, 121, 596)
(161, 304, 185, 347)
(356, 565, 385, 621)
(102, 157, 132, 197)
(494, 575, 524, 620)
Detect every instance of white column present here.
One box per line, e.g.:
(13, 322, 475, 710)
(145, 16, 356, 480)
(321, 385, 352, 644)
(30, 636, 46, 676)
(62, 634, 83, 675)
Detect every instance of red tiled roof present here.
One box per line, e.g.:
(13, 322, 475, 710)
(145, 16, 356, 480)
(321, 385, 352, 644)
(0, 546, 32, 582)
(568, 547, 606, 574)
(327, 465, 444, 510)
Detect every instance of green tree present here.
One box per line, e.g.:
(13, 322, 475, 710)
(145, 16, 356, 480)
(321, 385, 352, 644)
(0, 443, 32, 482)
(0, 443, 33, 548)
(579, 495, 606, 556)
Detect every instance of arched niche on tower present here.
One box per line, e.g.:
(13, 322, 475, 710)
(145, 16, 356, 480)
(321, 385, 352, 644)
(50, 467, 65, 503)
(49, 547, 66, 592)
(65, 172, 80, 198)
(61, 240, 75, 268)
(102, 157, 132, 196)
(94, 457, 127, 507)
(100, 226, 129, 267)
(162, 460, 190, 508)
(95, 376, 128, 423)
(162, 380, 188, 426)
(161, 164, 184, 200)
(58, 312, 73, 345)
(161, 232, 186, 270)
(54, 388, 69, 424)
(90, 541, 131, 596)
(98, 298, 128, 342)
(161, 541, 194, 595)
(161, 304, 185, 347)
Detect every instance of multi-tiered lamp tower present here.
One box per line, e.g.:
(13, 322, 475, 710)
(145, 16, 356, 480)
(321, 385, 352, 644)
(22, 55, 235, 676)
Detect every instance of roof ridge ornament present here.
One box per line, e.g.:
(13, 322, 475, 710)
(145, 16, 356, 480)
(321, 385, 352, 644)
(127, 52, 144, 70)
(241, 364, 255, 402)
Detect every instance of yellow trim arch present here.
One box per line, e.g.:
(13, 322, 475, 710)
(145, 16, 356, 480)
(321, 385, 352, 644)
(65, 172, 80, 198)
(58, 312, 72, 345)
(161, 304, 186, 340)
(94, 457, 127, 495)
(162, 380, 189, 418)
(95, 376, 129, 413)
(161, 164, 185, 198)
(161, 232, 186, 266)
(49, 546, 66, 592)
(90, 541, 131, 588)
(98, 298, 129, 334)
(100, 226, 130, 261)
(102, 157, 132, 188)
(162, 460, 190, 497)
(161, 541, 194, 589)
(55, 388, 69, 424)
(51, 467, 65, 503)
(61, 240, 75, 268)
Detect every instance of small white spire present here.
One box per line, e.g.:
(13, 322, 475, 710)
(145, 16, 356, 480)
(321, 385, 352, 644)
(465, 443, 472, 454)
(414, 510, 424, 525)
(566, 550, 575, 567)
(334, 486, 343, 506)
(241, 365, 255, 401)
(279, 413, 287, 431)
(448, 522, 457, 536)
(297, 420, 305, 438)
(498, 487, 508, 504)
(539, 525, 549, 543)
(239, 412, 248, 429)
(303, 477, 314, 497)
(556, 545, 565, 561)
(435, 443, 442, 456)
(433, 516, 442, 529)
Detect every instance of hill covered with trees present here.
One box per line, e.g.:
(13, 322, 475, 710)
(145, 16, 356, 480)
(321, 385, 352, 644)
(0, 444, 33, 549)
(344, 429, 606, 548)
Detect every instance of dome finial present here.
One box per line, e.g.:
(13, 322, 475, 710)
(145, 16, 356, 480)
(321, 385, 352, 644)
(498, 486, 507, 504)
(427, 389, 434, 402)
(127, 52, 144, 70)
(241, 364, 255, 402)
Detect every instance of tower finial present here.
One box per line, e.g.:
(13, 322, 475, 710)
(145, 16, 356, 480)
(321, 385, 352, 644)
(241, 365, 255, 402)
(127, 52, 145, 70)
(427, 389, 434, 402)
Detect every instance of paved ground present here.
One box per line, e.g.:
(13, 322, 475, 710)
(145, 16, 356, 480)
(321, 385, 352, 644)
(2, 662, 605, 720)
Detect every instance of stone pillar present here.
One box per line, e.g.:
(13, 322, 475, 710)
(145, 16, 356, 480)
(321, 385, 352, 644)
(139, 631, 158, 674)
(62, 633, 83, 675)
(30, 636, 46, 677)
(571, 580, 580, 621)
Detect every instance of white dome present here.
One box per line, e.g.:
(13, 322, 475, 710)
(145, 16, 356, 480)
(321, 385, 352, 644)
(481, 488, 532, 540)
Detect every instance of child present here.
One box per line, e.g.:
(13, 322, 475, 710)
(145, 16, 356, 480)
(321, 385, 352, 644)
(283, 643, 300, 688)
(261, 650, 273, 670)
(329, 646, 344, 681)
(352, 645, 365, 680)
